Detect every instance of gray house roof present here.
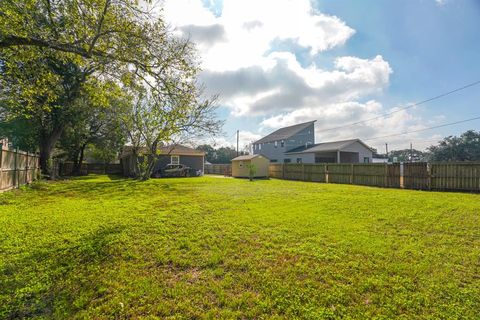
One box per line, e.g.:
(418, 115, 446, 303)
(231, 154, 269, 161)
(286, 139, 373, 154)
(254, 121, 316, 144)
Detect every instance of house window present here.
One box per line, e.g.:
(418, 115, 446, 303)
(274, 141, 278, 148)
(296, 158, 302, 164)
(364, 157, 370, 163)
(239, 161, 244, 168)
(171, 155, 179, 165)
(270, 159, 278, 163)
(284, 159, 291, 163)
(281, 140, 284, 147)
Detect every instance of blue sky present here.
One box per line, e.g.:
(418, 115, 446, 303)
(163, 0, 480, 151)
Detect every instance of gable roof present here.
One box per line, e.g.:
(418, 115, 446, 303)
(120, 144, 205, 158)
(254, 121, 316, 144)
(231, 154, 269, 161)
(286, 139, 373, 154)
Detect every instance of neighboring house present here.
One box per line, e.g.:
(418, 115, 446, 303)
(252, 121, 373, 164)
(120, 145, 205, 177)
(231, 154, 270, 178)
(252, 121, 316, 163)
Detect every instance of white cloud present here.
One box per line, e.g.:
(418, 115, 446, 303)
(435, 0, 448, 6)
(162, 0, 429, 151)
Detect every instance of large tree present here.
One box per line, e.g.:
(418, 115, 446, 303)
(428, 130, 480, 161)
(0, 54, 92, 174)
(123, 88, 222, 180)
(59, 86, 127, 175)
(0, 0, 210, 175)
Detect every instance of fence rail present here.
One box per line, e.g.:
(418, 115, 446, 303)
(58, 162, 122, 176)
(268, 162, 480, 192)
(0, 146, 40, 192)
(204, 164, 232, 176)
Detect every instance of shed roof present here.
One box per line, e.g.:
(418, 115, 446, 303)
(286, 139, 373, 154)
(254, 121, 316, 144)
(231, 154, 269, 161)
(120, 144, 205, 158)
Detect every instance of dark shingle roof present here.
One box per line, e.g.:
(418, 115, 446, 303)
(286, 139, 372, 154)
(254, 121, 316, 144)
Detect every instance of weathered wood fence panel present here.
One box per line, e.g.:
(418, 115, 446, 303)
(304, 164, 327, 182)
(403, 162, 429, 190)
(386, 163, 401, 188)
(327, 164, 353, 184)
(59, 163, 122, 176)
(268, 164, 283, 179)
(430, 162, 480, 191)
(353, 164, 388, 187)
(204, 164, 232, 176)
(284, 164, 303, 180)
(0, 146, 40, 192)
(267, 162, 479, 192)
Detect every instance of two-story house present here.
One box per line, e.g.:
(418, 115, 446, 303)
(252, 121, 373, 164)
(252, 121, 316, 163)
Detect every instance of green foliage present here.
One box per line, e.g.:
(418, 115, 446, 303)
(197, 144, 246, 164)
(0, 118, 38, 152)
(1, 176, 479, 318)
(1, 0, 217, 175)
(428, 130, 480, 161)
(387, 148, 429, 162)
(247, 163, 256, 181)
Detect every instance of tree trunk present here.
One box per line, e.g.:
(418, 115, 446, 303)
(72, 143, 87, 175)
(39, 127, 64, 178)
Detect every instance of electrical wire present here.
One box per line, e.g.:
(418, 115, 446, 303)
(364, 115, 480, 141)
(316, 80, 480, 133)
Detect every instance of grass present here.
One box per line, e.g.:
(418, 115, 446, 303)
(0, 175, 479, 319)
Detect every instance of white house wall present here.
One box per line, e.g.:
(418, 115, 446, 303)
(341, 141, 373, 163)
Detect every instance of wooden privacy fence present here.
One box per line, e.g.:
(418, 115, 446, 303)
(0, 147, 40, 191)
(204, 164, 232, 176)
(58, 162, 122, 176)
(268, 162, 480, 192)
(269, 163, 400, 188)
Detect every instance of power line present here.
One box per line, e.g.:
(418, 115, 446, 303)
(317, 80, 480, 133)
(363, 115, 480, 142)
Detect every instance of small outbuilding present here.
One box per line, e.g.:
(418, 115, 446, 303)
(231, 154, 270, 178)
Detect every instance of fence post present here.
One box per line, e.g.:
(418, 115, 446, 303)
(427, 163, 432, 191)
(282, 164, 285, 179)
(302, 164, 305, 181)
(0, 143, 3, 174)
(25, 151, 29, 184)
(384, 164, 388, 188)
(14, 147, 18, 188)
(325, 164, 329, 184)
(350, 164, 354, 184)
(0, 144, 2, 189)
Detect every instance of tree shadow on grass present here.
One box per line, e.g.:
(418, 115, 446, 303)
(51, 176, 194, 200)
(1, 225, 125, 319)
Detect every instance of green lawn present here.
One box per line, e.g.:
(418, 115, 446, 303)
(1, 175, 479, 319)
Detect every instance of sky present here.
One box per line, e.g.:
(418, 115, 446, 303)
(160, 0, 480, 152)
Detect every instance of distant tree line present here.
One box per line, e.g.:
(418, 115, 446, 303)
(375, 130, 480, 162)
(196, 145, 247, 164)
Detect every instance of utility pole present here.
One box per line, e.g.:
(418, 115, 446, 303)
(385, 143, 388, 157)
(236, 130, 239, 156)
(410, 142, 413, 163)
